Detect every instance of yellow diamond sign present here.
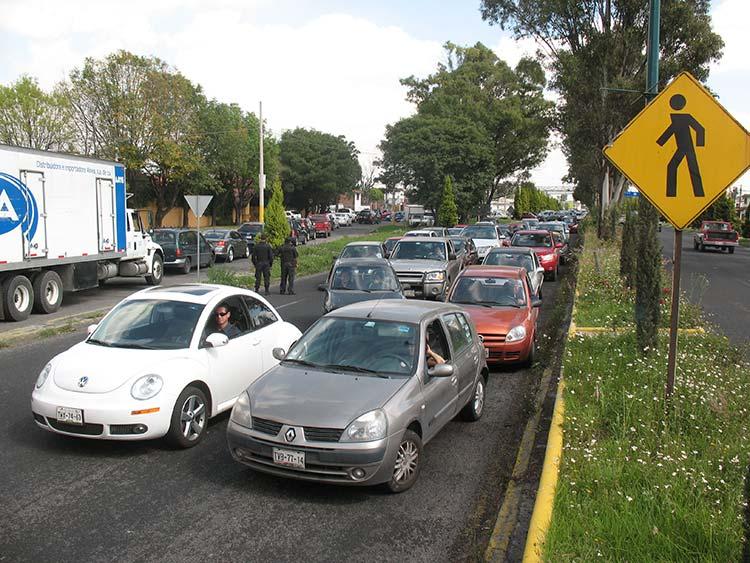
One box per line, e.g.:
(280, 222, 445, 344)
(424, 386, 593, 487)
(604, 72, 750, 229)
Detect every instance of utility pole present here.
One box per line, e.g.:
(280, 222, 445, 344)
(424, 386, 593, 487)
(259, 101, 266, 224)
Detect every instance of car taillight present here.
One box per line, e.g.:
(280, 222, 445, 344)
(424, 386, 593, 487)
(175, 248, 182, 257)
(216, 241, 225, 247)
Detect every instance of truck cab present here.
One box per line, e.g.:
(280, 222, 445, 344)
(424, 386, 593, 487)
(693, 221, 739, 254)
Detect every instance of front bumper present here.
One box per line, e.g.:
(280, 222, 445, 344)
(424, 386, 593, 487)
(483, 338, 532, 363)
(227, 420, 403, 486)
(399, 280, 445, 299)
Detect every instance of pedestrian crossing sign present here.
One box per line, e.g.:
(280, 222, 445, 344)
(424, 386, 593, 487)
(604, 72, 750, 229)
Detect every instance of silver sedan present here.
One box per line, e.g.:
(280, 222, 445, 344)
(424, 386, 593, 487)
(226, 300, 489, 493)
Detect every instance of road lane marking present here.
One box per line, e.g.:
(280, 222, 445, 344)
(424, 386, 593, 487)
(276, 298, 305, 309)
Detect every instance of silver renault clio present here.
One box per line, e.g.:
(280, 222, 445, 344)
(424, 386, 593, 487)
(226, 300, 488, 493)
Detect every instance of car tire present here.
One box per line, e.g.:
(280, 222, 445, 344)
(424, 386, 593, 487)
(729, 247, 735, 254)
(32, 270, 63, 314)
(459, 377, 486, 422)
(181, 257, 192, 274)
(699, 242, 705, 252)
(167, 386, 209, 448)
(523, 339, 537, 368)
(145, 254, 164, 285)
(383, 429, 422, 493)
(2, 274, 34, 321)
(227, 247, 234, 263)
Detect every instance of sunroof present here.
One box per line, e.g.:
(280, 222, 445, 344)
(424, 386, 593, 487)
(148, 284, 217, 296)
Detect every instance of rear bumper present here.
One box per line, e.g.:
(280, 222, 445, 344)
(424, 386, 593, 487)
(164, 257, 188, 267)
(699, 239, 738, 247)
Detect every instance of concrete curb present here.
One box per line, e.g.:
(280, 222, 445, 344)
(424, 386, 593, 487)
(521, 380, 565, 562)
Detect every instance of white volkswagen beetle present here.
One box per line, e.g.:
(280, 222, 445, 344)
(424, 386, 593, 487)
(31, 284, 302, 448)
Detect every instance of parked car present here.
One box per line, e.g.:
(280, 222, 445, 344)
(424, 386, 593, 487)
(326, 212, 339, 230)
(388, 237, 462, 300)
(380, 210, 392, 222)
(31, 285, 301, 447)
(394, 211, 406, 223)
(152, 229, 214, 274)
(289, 219, 308, 246)
(203, 229, 249, 263)
(310, 214, 332, 238)
(226, 299, 488, 492)
(237, 222, 264, 248)
(324, 259, 405, 312)
(483, 247, 544, 298)
(460, 224, 502, 261)
(449, 236, 479, 268)
(693, 220, 739, 253)
(536, 221, 569, 243)
(448, 265, 540, 366)
(335, 212, 352, 227)
(510, 230, 560, 281)
(357, 209, 381, 224)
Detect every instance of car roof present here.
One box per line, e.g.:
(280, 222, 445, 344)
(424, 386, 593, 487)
(334, 258, 391, 266)
(329, 298, 462, 322)
(239, 222, 263, 227)
(487, 247, 534, 255)
(343, 241, 382, 247)
(461, 265, 526, 279)
(129, 284, 259, 305)
(397, 236, 447, 242)
(515, 230, 551, 235)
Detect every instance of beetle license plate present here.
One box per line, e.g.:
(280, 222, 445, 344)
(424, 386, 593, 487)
(403, 289, 415, 297)
(56, 406, 83, 426)
(273, 447, 305, 469)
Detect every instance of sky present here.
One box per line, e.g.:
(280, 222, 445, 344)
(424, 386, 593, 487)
(0, 0, 747, 189)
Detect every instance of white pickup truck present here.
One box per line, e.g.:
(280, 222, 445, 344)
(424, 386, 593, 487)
(0, 144, 163, 321)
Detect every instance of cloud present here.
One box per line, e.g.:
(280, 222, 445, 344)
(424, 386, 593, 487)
(710, 0, 750, 75)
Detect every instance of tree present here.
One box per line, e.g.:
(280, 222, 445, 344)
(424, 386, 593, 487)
(279, 128, 361, 212)
(692, 194, 737, 226)
(438, 176, 459, 227)
(635, 197, 661, 354)
(0, 76, 73, 151)
(741, 204, 750, 238)
(264, 177, 289, 248)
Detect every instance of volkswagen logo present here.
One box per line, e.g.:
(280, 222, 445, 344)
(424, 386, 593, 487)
(77, 376, 89, 388)
(284, 427, 296, 442)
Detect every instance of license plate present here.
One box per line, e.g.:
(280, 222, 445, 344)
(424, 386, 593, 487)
(273, 447, 305, 469)
(404, 289, 415, 297)
(56, 406, 83, 426)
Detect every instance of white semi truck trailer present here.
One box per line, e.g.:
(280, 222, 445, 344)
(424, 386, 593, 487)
(0, 144, 164, 321)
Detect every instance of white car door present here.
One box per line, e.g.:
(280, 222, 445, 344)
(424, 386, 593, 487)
(242, 295, 284, 373)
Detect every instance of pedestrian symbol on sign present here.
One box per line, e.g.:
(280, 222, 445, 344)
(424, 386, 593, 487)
(656, 94, 705, 198)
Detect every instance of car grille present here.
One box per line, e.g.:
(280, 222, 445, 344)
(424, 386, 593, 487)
(486, 350, 521, 361)
(252, 417, 283, 436)
(480, 333, 507, 344)
(396, 271, 424, 284)
(46, 418, 104, 436)
(304, 427, 344, 443)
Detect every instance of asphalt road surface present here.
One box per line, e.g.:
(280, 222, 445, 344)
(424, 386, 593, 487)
(659, 226, 749, 348)
(0, 242, 570, 562)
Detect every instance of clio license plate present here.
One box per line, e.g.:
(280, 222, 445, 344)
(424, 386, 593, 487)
(56, 406, 83, 426)
(272, 447, 305, 469)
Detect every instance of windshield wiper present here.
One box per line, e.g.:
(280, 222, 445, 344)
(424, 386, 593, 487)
(282, 358, 321, 369)
(322, 364, 390, 378)
(87, 338, 114, 347)
(450, 300, 492, 308)
(112, 343, 158, 350)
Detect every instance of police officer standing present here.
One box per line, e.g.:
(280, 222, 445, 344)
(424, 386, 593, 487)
(278, 236, 298, 295)
(251, 233, 274, 295)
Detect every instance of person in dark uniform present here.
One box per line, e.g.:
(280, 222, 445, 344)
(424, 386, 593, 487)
(251, 233, 274, 295)
(278, 236, 298, 295)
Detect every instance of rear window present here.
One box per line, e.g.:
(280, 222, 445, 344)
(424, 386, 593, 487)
(153, 231, 176, 244)
(203, 231, 227, 240)
(485, 252, 534, 272)
(461, 226, 497, 239)
(705, 222, 730, 231)
(311, 215, 328, 222)
(512, 233, 552, 247)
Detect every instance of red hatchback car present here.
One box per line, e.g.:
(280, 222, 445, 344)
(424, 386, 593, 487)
(510, 230, 560, 281)
(448, 266, 541, 365)
(310, 214, 332, 238)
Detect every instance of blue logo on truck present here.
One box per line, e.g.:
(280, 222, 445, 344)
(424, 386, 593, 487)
(0, 173, 39, 240)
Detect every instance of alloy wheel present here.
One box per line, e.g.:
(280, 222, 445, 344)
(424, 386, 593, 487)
(393, 439, 419, 483)
(180, 395, 206, 441)
(473, 380, 485, 416)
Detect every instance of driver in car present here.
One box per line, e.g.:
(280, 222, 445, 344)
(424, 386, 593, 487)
(214, 305, 240, 339)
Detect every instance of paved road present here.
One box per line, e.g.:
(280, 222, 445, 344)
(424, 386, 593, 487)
(0, 250, 571, 562)
(659, 226, 749, 348)
(0, 223, 379, 336)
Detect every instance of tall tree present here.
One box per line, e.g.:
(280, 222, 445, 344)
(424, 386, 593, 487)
(437, 175, 459, 227)
(264, 177, 289, 248)
(0, 76, 73, 151)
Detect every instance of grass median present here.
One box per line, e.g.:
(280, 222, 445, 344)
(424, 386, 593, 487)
(543, 234, 750, 561)
(207, 225, 407, 287)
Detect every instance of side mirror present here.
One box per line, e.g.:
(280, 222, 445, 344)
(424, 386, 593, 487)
(272, 347, 286, 361)
(87, 323, 98, 335)
(532, 298, 543, 308)
(318, 282, 328, 291)
(205, 333, 229, 348)
(428, 363, 454, 377)
(536, 267, 545, 274)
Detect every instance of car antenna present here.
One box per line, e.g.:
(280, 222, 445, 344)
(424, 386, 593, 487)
(366, 295, 384, 318)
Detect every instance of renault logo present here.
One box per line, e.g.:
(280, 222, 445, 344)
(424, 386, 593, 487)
(77, 376, 89, 388)
(285, 428, 296, 442)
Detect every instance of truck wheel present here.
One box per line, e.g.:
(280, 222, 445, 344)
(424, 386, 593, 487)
(2, 275, 34, 322)
(32, 271, 63, 314)
(145, 254, 164, 286)
(182, 257, 192, 275)
(729, 247, 735, 254)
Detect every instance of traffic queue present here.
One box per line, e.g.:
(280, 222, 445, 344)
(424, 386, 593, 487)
(29, 216, 575, 494)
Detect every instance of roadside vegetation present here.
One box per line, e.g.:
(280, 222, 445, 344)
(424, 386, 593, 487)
(544, 234, 750, 561)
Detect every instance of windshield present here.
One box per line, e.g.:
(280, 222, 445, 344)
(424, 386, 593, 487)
(391, 240, 446, 261)
(537, 223, 563, 233)
(461, 226, 497, 239)
(340, 245, 383, 259)
(311, 215, 328, 222)
(89, 299, 204, 350)
(512, 233, 552, 247)
(203, 231, 227, 240)
(285, 317, 418, 376)
(239, 224, 262, 234)
(152, 231, 176, 244)
(705, 222, 730, 231)
(485, 252, 534, 272)
(330, 264, 399, 291)
(450, 277, 527, 307)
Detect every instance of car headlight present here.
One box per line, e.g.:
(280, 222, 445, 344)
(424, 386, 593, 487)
(506, 325, 527, 343)
(341, 409, 387, 442)
(130, 374, 163, 400)
(425, 271, 445, 282)
(36, 362, 53, 389)
(230, 391, 253, 429)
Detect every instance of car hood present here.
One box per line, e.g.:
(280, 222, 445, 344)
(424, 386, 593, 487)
(389, 259, 448, 272)
(461, 305, 529, 334)
(327, 290, 404, 311)
(52, 341, 188, 394)
(248, 365, 410, 428)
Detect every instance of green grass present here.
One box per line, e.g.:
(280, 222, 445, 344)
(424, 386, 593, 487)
(207, 225, 407, 288)
(573, 236, 702, 329)
(740, 238, 749, 248)
(545, 330, 750, 561)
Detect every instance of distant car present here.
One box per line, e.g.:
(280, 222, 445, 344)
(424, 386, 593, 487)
(483, 247, 544, 298)
(424, 227, 449, 237)
(550, 231, 570, 264)
(447, 227, 465, 236)
(388, 237, 462, 301)
(421, 213, 435, 226)
(324, 259, 405, 312)
(510, 230, 560, 281)
(32, 284, 301, 447)
(289, 219, 308, 246)
(203, 229, 249, 263)
(537, 221, 569, 243)
(357, 209, 381, 224)
(460, 224, 502, 260)
(310, 214, 332, 238)
(226, 299, 488, 492)
(237, 222, 264, 248)
(326, 241, 386, 285)
(448, 265, 540, 366)
(693, 220, 739, 253)
(334, 212, 352, 227)
(380, 210, 392, 222)
(152, 229, 214, 274)
(404, 230, 438, 238)
(394, 212, 405, 223)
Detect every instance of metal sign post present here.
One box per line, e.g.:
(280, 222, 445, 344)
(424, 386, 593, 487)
(184, 195, 213, 283)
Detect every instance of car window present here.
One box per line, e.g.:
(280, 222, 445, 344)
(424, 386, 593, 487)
(153, 231, 175, 244)
(443, 313, 472, 355)
(456, 314, 475, 344)
(462, 226, 497, 239)
(243, 296, 278, 330)
(450, 276, 527, 307)
(391, 241, 447, 261)
(426, 319, 451, 364)
(512, 233, 552, 247)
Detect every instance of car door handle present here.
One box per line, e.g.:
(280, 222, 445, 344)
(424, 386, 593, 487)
(450, 376, 458, 386)
(251, 338, 261, 346)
